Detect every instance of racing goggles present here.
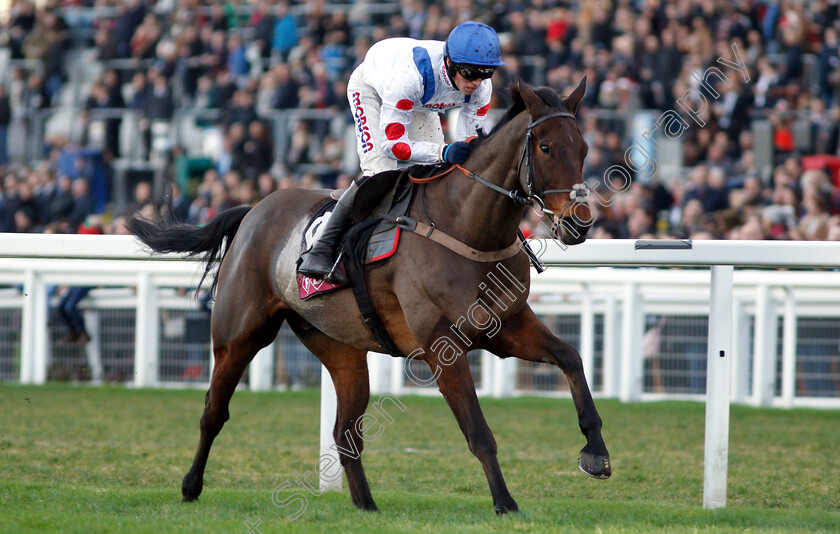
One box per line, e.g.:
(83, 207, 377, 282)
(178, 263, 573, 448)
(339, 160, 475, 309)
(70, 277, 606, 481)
(454, 64, 496, 81)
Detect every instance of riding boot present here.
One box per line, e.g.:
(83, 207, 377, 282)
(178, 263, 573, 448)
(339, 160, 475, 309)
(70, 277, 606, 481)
(298, 180, 360, 285)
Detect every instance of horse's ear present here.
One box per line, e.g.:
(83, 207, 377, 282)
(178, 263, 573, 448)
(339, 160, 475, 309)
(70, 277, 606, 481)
(564, 77, 587, 114)
(509, 79, 525, 110)
(515, 79, 548, 116)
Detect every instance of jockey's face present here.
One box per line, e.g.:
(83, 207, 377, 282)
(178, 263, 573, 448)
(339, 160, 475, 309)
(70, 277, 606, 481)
(446, 58, 488, 95)
(454, 72, 483, 95)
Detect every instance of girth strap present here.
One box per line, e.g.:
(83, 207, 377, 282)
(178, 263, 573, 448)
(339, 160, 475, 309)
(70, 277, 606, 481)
(377, 211, 522, 262)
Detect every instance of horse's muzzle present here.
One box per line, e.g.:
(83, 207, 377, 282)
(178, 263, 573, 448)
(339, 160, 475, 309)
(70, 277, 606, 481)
(553, 215, 590, 246)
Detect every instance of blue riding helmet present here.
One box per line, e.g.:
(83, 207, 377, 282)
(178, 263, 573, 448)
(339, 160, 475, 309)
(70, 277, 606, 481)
(444, 21, 506, 67)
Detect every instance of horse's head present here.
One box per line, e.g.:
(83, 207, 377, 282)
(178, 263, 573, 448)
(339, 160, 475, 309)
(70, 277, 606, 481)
(513, 79, 591, 246)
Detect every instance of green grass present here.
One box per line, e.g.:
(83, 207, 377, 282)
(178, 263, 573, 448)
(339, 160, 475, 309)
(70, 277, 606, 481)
(1, 384, 838, 533)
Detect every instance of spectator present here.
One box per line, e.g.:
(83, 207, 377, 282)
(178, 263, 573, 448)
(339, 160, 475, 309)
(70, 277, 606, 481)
(55, 219, 104, 345)
(0, 86, 10, 168)
(796, 193, 831, 241)
(7, 1, 37, 59)
(165, 182, 191, 222)
(22, 73, 49, 113)
(193, 74, 220, 113)
(204, 180, 235, 223)
(222, 89, 257, 128)
(271, 1, 298, 62)
(112, 0, 147, 59)
(240, 120, 273, 179)
(256, 172, 276, 200)
(69, 178, 95, 227)
(13, 181, 39, 231)
(226, 34, 250, 83)
(48, 174, 74, 227)
(145, 71, 175, 121)
(122, 181, 153, 219)
(287, 121, 312, 168)
(270, 63, 299, 109)
(248, 0, 276, 60)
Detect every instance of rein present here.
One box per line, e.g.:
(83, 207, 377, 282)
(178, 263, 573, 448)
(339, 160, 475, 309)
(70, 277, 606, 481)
(408, 110, 589, 219)
(398, 109, 588, 263)
(409, 164, 532, 204)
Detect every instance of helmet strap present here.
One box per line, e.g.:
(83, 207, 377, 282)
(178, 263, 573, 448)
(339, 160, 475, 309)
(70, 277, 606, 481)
(444, 57, 460, 90)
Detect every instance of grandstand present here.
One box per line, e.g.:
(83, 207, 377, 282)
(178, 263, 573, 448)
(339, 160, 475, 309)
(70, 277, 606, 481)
(0, 0, 838, 242)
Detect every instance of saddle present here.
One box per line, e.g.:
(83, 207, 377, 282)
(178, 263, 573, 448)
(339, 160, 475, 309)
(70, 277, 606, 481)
(295, 162, 528, 358)
(295, 169, 418, 357)
(296, 170, 414, 300)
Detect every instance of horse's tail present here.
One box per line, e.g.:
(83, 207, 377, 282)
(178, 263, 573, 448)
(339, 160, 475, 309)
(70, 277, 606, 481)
(127, 206, 252, 294)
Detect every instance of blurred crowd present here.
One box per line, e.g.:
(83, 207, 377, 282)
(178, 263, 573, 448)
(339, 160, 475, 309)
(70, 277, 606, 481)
(0, 0, 840, 243)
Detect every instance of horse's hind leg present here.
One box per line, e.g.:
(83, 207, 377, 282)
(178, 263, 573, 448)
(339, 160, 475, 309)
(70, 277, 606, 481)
(181, 307, 284, 502)
(286, 316, 377, 512)
(481, 305, 611, 479)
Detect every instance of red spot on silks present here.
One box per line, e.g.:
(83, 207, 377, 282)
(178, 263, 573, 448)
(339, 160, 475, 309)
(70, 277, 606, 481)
(396, 99, 414, 110)
(392, 142, 412, 160)
(385, 122, 406, 140)
(477, 104, 490, 117)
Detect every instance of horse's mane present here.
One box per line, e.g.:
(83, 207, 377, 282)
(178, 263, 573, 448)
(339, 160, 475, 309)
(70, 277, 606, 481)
(474, 83, 569, 148)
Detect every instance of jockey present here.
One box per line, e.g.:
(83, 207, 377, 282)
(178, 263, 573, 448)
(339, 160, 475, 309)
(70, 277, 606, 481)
(298, 21, 505, 284)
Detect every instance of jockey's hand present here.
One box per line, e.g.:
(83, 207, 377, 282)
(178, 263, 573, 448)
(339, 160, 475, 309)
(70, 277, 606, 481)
(442, 141, 472, 165)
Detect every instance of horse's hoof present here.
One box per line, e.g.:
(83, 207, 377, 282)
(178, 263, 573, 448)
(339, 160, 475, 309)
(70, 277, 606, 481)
(353, 500, 379, 512)
(494, 497, 519, 514)
(579, 451, 611, 479)
(182, 477, 202, 502)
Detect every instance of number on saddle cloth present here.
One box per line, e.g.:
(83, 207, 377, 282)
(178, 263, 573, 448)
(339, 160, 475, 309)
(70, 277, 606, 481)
(300, 200, 336, 254)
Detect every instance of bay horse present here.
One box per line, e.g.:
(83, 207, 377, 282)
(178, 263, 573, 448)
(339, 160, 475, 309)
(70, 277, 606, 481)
(129, 79, 610, 514)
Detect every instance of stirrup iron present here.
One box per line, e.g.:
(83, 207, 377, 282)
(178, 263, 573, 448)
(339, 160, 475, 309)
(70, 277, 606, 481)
(324, 251, 346, 284)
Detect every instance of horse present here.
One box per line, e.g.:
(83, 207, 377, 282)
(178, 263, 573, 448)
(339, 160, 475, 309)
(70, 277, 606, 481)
(129, 79, 611, 514)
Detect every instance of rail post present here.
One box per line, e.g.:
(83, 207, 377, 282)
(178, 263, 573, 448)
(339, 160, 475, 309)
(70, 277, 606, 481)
(780, 287, 797, 407)
(620, 282, 643, 402)
(319, 369, 342, 491)
(703, 265, 733, 509)
(580, 283, 595, 388)
(134, 272, 159, 387)
(752, 284, 777, 406)
(249, 342, 275, 391)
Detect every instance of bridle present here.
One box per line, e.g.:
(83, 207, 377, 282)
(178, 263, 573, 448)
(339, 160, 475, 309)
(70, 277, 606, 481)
(517, 111, 589, 219)
(455, 110, 590, 222)
(401, 109, 588, 267)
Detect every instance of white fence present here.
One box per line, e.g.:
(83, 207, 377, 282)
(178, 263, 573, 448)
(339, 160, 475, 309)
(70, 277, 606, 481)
(3, 234, 840, 509)
(362, 266, 840, 406)
(2, 234, 839, 408)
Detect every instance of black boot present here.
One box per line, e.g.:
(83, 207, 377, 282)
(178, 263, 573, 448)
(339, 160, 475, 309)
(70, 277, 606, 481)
(298, 181, 359, 285)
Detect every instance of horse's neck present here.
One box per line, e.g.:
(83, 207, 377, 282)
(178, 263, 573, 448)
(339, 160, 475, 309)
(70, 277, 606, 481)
(422, 113, 529, 251)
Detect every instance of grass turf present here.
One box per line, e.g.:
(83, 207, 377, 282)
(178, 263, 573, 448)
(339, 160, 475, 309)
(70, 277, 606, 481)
(1, 384, 838, 533)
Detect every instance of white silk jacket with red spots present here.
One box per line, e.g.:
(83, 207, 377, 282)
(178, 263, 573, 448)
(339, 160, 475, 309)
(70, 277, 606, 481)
(361, 38, 492, 163)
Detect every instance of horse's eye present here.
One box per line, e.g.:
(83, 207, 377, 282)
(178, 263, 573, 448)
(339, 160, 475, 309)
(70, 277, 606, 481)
(539, 143, 551, 155)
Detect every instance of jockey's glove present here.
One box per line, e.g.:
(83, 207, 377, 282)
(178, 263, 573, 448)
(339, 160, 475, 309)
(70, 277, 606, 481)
(442, 141, 472, 165)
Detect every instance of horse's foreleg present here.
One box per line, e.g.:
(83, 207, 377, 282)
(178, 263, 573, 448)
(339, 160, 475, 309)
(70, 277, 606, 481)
(481, 305, 611, 479)
(426, 347, 518, 513)
(287, 318, 377, 512)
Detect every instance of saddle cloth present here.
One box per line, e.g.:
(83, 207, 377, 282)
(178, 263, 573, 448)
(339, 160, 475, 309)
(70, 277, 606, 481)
(296, 171, 412, 300)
